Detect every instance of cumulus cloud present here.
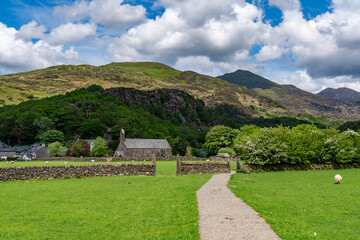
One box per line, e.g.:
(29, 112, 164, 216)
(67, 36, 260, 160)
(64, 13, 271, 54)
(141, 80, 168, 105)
(15, 21, 46, 41)
(54, 0, 146, 28)
(0, 23, 78, 74)
(47, 23, 96, 45)
(256, 45, 284, 62)
(261, 0, 360, 80)
(107, 0, 265, 65)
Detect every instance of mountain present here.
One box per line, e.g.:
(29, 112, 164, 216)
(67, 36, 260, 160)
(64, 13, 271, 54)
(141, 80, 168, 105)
(217, 69, 279, 90)
(217, 70, 360, 121)
(317, 87, 360, 102)
(0, 62, 288, 119)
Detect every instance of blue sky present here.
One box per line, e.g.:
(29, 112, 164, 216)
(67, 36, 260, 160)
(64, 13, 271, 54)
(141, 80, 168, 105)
(1, 0, 360, 93)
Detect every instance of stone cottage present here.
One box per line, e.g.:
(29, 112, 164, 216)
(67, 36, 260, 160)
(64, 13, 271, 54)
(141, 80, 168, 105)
(114, 129, 172, 158)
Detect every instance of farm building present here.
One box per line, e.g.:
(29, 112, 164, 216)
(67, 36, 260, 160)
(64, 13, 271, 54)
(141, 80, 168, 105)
(114, 129, 172, 158)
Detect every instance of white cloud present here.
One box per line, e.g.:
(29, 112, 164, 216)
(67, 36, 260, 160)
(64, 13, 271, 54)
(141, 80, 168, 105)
(54, 0, 146, 28)
(47, 23, 96, 45)
(107, 0, 266, 65)
(0, 22, 78, 74)
(261, 0, 360, 81)
(256, 45, 284, 62)
(15, 21, 46, 41)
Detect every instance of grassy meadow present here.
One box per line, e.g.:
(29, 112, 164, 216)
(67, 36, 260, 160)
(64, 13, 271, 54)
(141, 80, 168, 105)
(0, 169, 211, 239)
(229, 169, 360, 239)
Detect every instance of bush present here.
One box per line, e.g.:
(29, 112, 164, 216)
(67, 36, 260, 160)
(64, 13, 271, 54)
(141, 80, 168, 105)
(218, 147, 236, 157)
(204, 125, 239, 156)
(48, 141, 66, 157)
(66, 140, 90, 157)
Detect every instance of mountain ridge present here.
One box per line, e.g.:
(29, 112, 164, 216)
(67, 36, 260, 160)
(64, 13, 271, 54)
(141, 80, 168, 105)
(0, 62, 288, 119)
(217, 70, 360, 121)
(317, 87, 360, 102)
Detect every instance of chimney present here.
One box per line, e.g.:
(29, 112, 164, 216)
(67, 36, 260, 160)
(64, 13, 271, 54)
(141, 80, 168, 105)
(120, 129, 125, 143)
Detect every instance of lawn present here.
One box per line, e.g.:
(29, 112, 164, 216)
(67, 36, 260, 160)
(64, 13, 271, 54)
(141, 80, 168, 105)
(229, 169, 360, 239)
(0, 173, 212, 239)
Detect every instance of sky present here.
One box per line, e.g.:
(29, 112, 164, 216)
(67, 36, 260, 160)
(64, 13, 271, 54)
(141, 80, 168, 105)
(1, 0, 360, 93)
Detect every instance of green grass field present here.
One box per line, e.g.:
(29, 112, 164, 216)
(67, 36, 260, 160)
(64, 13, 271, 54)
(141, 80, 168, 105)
(229, 169, 360, 239)
(0, 172, 211, 239)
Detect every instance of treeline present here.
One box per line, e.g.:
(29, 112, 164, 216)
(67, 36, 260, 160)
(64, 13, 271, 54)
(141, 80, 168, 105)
(0, 85, 207, 150)
(204, 125, 360, 164)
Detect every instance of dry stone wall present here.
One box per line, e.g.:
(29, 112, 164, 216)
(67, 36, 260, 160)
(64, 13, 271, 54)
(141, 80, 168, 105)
(178, 161, 230, 175)
(239, 162, 360, 172)
(0, 163, 155, 181)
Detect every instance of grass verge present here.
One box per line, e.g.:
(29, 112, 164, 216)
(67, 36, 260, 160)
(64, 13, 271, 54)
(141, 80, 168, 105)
(229, 169, 360, 239)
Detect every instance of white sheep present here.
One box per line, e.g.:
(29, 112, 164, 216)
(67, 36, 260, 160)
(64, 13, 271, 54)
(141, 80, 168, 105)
(334, 174, 342, 184)
(45, 161, 49, 164)
(91, 160, 95, 162)
(64, 162, 68, 165)
(10, 161, 14, 164)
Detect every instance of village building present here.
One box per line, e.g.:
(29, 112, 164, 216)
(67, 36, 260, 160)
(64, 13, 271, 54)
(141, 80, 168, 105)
(114, 129, 172, 158)
(31, 145, 49, 159)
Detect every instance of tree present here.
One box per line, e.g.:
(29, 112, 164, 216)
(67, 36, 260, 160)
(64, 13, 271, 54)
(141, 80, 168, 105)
(78, 119, 105, 139)
(172, 137, 188, 156)
(33, 117, 54, 134)
(91, 137, 108, 157)
(38, 130, 65, 145)
(203, 125, 239, 156)
(66, 140, 90, 157)
(48, 141, 66, 157)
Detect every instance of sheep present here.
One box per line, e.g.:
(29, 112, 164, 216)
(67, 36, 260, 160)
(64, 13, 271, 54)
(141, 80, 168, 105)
(45, 161, 49, 164)
(91, 160, 95, 162)
(334, 174, 342, 184)
(64, 162, 68, 165)
(10, 161, 14, 164)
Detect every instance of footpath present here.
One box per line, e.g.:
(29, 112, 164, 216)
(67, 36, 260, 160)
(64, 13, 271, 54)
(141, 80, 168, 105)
(197, 172, 281, 240)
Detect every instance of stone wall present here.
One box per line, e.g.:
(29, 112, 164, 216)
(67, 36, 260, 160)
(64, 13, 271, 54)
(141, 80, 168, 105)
(238, 162, 360, 172)
(177, 161, 231, 175)
(34, 157, 111, 162)
(0, 163, 155, 181)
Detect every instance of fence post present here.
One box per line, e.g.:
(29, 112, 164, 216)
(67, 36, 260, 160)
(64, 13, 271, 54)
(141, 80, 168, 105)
(227, 159, 231, 173)
(152, 154, 156, 176)
(176, 157, 181, 175)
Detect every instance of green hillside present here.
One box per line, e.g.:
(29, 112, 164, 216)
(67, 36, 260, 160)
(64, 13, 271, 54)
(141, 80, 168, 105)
(0, 62, 288, 119)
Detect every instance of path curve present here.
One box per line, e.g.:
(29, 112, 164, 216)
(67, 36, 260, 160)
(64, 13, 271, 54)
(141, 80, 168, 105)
(197, 172, 280, 240)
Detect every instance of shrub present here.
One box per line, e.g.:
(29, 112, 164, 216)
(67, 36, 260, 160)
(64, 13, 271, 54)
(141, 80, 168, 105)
(218, 147, 236, 157)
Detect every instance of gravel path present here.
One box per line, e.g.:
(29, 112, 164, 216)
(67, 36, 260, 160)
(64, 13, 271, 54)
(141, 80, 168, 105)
(197, 172, 281, 240)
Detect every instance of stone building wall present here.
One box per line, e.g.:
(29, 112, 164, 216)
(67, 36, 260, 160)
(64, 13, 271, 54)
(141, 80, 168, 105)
(125, 148, 172, 157)
(0, 163, 155, 181)
(178, 161, 230, 175)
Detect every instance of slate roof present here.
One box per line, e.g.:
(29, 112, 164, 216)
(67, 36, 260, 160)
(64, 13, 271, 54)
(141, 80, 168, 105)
(124, 138, 171, 149)
(0, 141, 9, 148)
(32, 146, 44, 152)
(0, 147, 23, 153)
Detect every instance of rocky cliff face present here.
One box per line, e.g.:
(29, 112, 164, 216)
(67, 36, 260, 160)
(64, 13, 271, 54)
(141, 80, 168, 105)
(102, 87, 230, 128)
